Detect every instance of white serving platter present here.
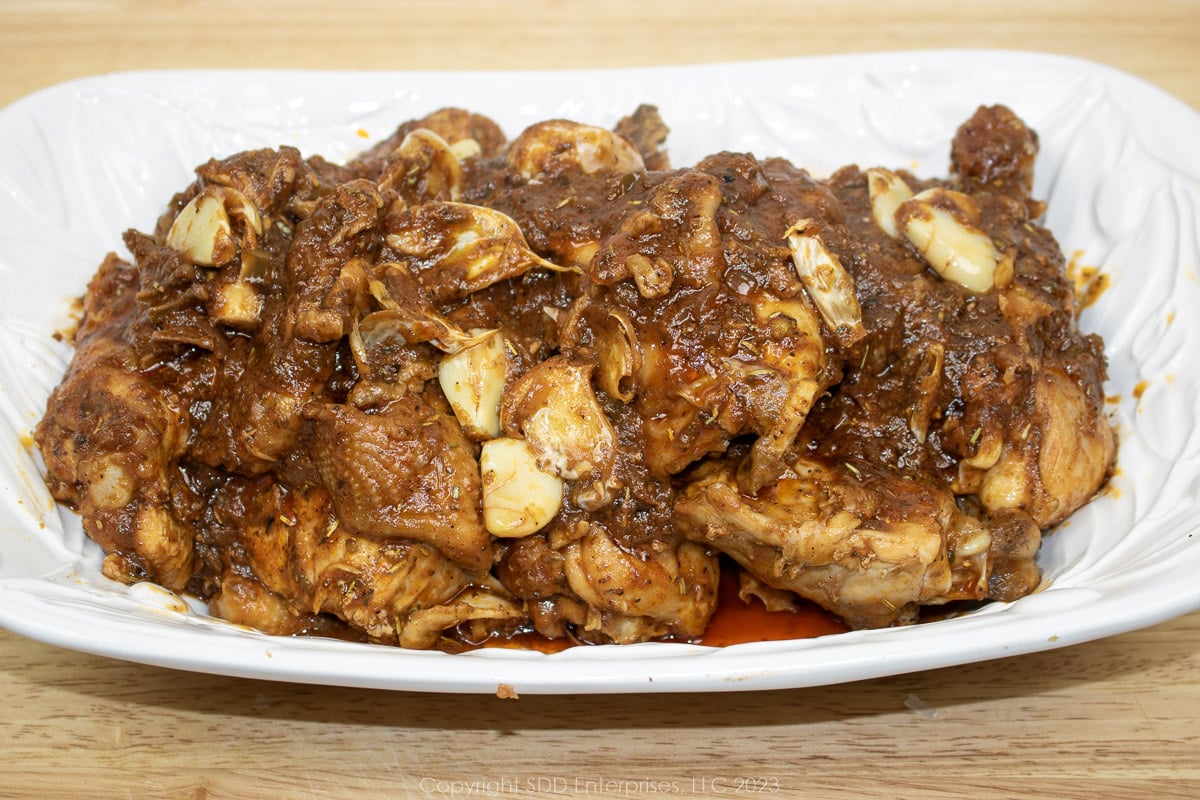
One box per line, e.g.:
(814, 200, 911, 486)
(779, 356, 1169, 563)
(1, 50, 1198, 694)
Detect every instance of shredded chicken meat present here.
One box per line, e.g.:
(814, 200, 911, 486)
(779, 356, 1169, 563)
(35, 103, 1115, 649)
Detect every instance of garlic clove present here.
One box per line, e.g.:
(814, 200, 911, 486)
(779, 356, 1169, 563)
(593, 309, 641, 403)
(448, 138, 482, 161)
(479, 437, 563, 537)
(438, 330, 508, 440)
(355, 305, 494, 355)
(784, 218, 865, 345)
(168, 191, 233, 266)
(897, 188, 1010, 294)
(865, 167, 914, 239)
(207, 279, 264, 331)
(506, 119, 644, 180)
(501, 356, 617, 483)
(385, 203, 572, 302)
(166, 186, 262, 267)
(380, 128, 466, 202)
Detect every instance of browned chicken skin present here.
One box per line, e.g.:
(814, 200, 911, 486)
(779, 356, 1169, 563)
(34, 103, 1114, 648)
(37, 254, 193, 590)
(677, 454, 993, 628)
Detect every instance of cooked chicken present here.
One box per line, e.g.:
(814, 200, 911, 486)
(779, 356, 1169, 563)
(504, 147, 855, 492)
(803, 105, 1115, 530)
(36, 254, 194, 590)
(307, 393, 493, 571)
(35, 102, 1114, 650)
(190, 180, 383, 475)
(676, 454, 1033, 628)
(613, 104, 672, 171)
(492, 447, 721, 645)
(204, 477, 521, 649)
(672, 106, 1113, 626)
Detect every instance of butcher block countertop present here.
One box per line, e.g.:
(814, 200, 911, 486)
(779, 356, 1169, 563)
(1, 2, 1198, 798)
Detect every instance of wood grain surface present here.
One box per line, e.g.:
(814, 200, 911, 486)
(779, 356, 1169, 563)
(2, 2, 1199, 798)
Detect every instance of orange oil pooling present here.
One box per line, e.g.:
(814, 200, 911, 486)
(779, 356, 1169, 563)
(699, 570, 847, 647)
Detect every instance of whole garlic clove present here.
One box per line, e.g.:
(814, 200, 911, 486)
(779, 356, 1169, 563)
(897, 188, 1011, 294)
(506, 119, 645, 181)
(380, 128, 467, 203)
(785, 218, 866, 346)
(500, 356, 617, 483)
(438, 330, 508, 440)
(865, 167, 914, 239)
(593, 309, 641, 403)
(448, 138, 482, 161)
(479, 437, 564, 537)
(166, 185, 262, 267)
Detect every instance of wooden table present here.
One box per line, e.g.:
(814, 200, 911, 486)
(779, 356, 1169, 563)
(2, 2, 1198, 797)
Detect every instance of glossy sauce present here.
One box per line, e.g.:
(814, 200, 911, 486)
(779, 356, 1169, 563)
(698, 569, 847, 646)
